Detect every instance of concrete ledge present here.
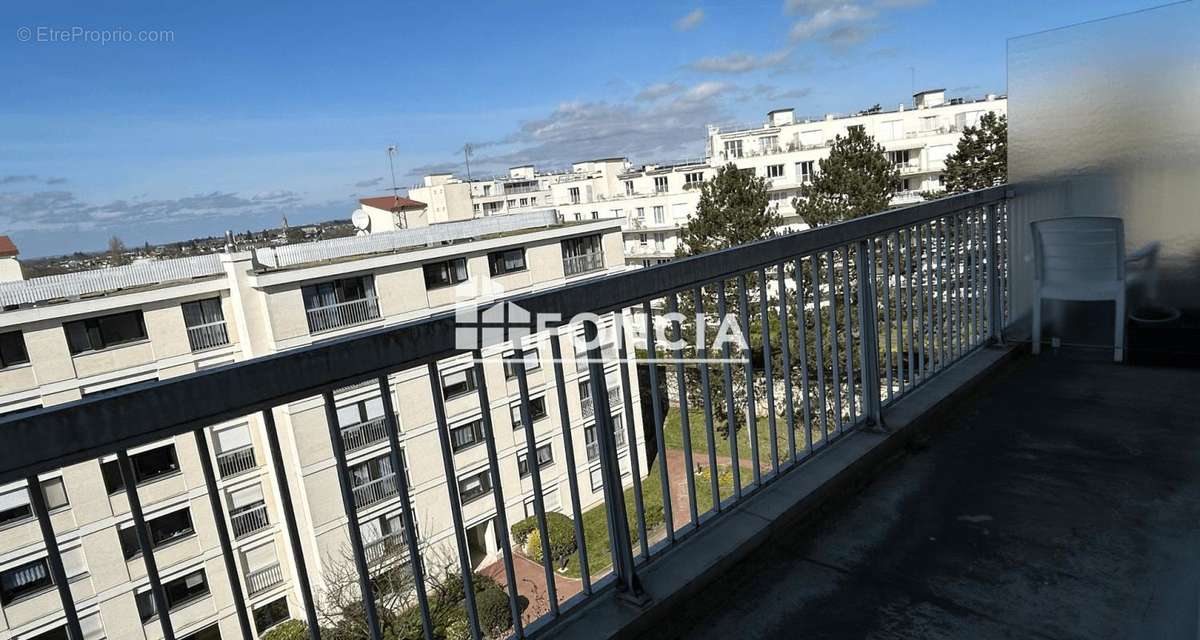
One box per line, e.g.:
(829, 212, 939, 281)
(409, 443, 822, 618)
(544, 345, 1019, 640)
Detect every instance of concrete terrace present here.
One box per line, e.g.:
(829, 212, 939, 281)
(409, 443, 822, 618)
(644, 351, 1200, 640)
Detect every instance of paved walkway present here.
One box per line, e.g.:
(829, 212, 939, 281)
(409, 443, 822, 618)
(642, 353, 1200, 639)
(480, 552, 582, 625)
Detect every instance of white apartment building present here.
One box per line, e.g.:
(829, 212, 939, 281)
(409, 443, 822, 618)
(707, 89, 1008, 215)
(393, 89, 1007, 268)
(0, 215, 647, 640)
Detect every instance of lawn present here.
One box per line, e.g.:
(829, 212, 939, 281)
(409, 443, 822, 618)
(559, 458, 733, 579)
(660, 405, 812, 467)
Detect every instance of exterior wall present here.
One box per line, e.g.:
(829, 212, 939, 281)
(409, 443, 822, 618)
(0, 220, 636, 639)
(0, 259, 21, 283)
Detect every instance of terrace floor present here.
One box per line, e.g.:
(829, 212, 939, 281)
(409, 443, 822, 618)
(645, 350, 1200, 640)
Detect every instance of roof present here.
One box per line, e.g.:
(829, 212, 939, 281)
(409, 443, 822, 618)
(0, 236, 17, 257)
(359, 196, 427, 211)
(914, 88, 946, 96)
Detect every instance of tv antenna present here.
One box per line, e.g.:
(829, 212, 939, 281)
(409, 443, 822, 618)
(463, 143, 474, 181)
(386, 145, 401, 203)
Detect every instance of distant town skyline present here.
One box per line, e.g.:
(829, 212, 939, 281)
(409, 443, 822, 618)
(1, 0, 1163, 257)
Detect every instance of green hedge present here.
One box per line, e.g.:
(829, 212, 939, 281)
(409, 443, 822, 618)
(518, 512, 577, 567)
(262, 620, 307, 640)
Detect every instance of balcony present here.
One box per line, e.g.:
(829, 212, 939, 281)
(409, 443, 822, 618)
(339, 417, 388, 453)
(245, 562, 283, 596)
(562, 252, 605, 276)
(229, 503, 270, 539)
(364, 532, 408, 567)
(305, 296, 381, 334)
(351, 474, 398, 509)
(186, 320, 230, 352)
(215, 445, 256, 479)
(581, 387, 622, 418)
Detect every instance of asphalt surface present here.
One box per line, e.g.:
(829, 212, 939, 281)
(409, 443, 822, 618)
(645, 352, 1200, 640)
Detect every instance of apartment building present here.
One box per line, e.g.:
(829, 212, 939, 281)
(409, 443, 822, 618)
(0, 215, 647, 639)
(708, 89, 1008, 215)
(395, 90, 1007, 268)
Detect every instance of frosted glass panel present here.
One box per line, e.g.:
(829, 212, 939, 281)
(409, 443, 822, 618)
(1007, 2, 1200, 345)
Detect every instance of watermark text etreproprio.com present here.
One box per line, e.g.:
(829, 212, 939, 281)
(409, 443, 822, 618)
(16, 26, 175, 45)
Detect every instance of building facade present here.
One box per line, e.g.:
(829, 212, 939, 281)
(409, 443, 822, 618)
(0, 217, 647, 639)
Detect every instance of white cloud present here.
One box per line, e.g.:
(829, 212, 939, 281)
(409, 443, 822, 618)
(635, 82, 685, 102)
(353, 177, 383, 188)
(674, 8, 706, 31)
(790, 4, 876, 41)
(688, 48, 792, 73)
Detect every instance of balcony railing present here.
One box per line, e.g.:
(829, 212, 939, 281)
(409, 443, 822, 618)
(215, 446, 256, 479)
(352, 474, 398, 509)
(364, 532, 409, 566)
(563, 252, 605, 276)
(340, 417, 388, 453)
(582, 388, 622, 418)
(245, 562, 284, 596)
(230, 503, 270, 539)
(0, 185, 1009, 640)
(305, 296, 381, 334)
(186, 320, 230, 352)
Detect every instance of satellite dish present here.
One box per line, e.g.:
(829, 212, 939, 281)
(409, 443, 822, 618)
(351, 209, 371, 232)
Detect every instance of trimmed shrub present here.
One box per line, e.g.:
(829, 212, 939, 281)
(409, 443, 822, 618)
(443, 617, 470, 640)
(522, 512, 577, 567)
(262, 620, 307, 640)
(510, 516, 538, 545)
(475, 584, 514, 635)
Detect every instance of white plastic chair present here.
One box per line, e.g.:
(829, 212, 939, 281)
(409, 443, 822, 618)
(1031, 217, 1126, 362)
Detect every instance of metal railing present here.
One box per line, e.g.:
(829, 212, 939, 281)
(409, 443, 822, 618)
(245, 562, 284, 596)
(186, 320, 230, 352)
(340, 417, 388, 453)
(305, 297, 381, 334)
(215, 446, 256, 479)
(352, 474, 398, 509)
(0, 186, 1009, 640)
(582, 388, 622, 418)
(563, 252, 605, 276)
(364, 532, 409, 566)
(230, 503, 270, 539)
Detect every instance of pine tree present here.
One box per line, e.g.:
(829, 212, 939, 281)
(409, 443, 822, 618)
(678, 163, 781, 256)
(792, 126, 897, 227)
(940, 112, 1007, 194)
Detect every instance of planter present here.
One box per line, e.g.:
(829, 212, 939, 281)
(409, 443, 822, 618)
(1130, 305, 1181, 327)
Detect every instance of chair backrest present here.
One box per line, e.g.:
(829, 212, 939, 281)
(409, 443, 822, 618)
(1031, 216, 1126, 285)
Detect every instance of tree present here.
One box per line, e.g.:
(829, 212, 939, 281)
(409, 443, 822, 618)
(792, 126, 898, 227)
(678, 163, 781, 256)
(940, 112, 1007, 195)
(107, 236, 129, 266)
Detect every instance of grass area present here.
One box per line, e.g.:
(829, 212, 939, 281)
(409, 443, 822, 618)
(661, 406, 799, 467)
(559, 458, 733, 579)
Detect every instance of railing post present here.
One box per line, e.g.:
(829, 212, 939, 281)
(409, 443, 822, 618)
(985, 202, 1004, 345)
(27, 474, 84, 640)
(583, 319, 647, 604)
(855, 239, 884, 430)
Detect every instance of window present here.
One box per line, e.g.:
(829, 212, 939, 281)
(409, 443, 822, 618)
(181, 298, 228, 351)
(653, 176, 668, 193)
(457, 468, 492, 505)
(796, 161, 815, 184)
(766, 164, 784, 178)
(119, 507, 195, 559)
(638, 234, 647, 247)
(799, 129, 823, 146)
(654, 233, 665, 251)
(0, 557, 53, 604)
(0, 331, 28, 368)
(684, 171, 704, 187)
(590, 211, 599, 220)
(503, 347, 541, 378)
(635, 207, 645, 221)
(482, 184, 492, 196)
(423, 257, 469, 289)
(653, 206, 665, 224)
(449, 419, 485, 452)
(180, 625, 221, 640)
(589, 466, 603, 491)
(506, 199, 516, 208)
(759, 135, 779, 152)
(483, 201, 502, 214)
(561, 234, 604, 276)
(254, 596, 291, 633)
(301, 276, 378, 333)
(888, 149, 911, 168)
(920, 115, 941, 132)
(336, 396, 385, 429)
(723, 139, 743, 158)
(441, 368, 478, 400)
(136, 569, 210, 622)
(100, 444, 181, 494)
(624, 180, 634, 196)
(568, 187, 581, 204)
(510, 396, 548, 429)
(519, 198, 528, 207)
(40, 477, 68, 511)
(529, 196, 537, 205)
(64, 310, 147, 354)
(0, 478, 68, 527)
(517, 443, 554, 477)
(878, 119, 903, 141)
(522, 488, 560, 518)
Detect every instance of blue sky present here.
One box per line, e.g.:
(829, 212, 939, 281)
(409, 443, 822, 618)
(0, 0, 1166, 257)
